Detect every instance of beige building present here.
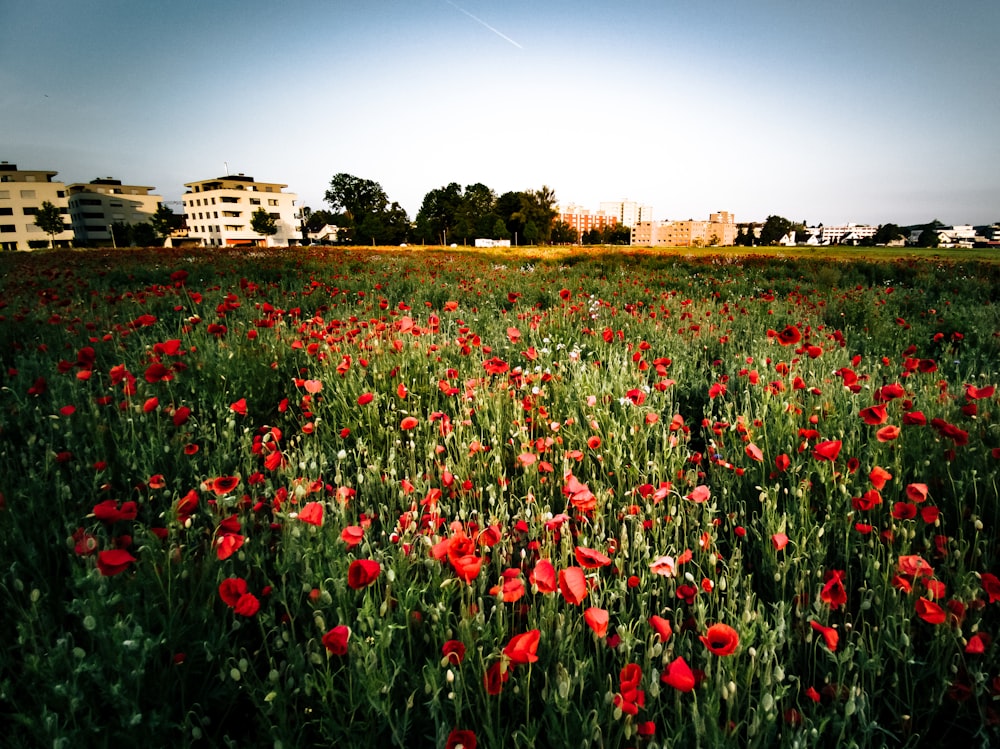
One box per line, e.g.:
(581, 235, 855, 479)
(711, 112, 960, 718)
(632, 211, 737, 247)
(0, 162, 74, 250)
(67, 178, 163, 245)
(181, 174, 301, 247)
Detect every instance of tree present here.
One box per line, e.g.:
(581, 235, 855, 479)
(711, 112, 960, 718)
(491, 218, 510, 240)
(131, 222, 157, 247)
(514, 186, 558, 244)
(110, 221, 130, 247)
(759, 215, 793, 246)
(251, 208, 278, 242)
(34, 200, 66, 248)
(873, 223, 906, 245)
(550, 221, 577, 244)
(324, 173, 409, 246)
(916, 227, 940, 248)
(324, 173, 389, 221)
(150, 204, 183, 241)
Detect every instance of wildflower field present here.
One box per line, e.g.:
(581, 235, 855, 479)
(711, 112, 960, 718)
(2, 246, 1000, 748)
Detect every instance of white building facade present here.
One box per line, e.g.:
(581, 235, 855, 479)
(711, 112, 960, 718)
(182, 174, 301, 247)
(0, 161, 74, 250)
(67, 178, 162, 245)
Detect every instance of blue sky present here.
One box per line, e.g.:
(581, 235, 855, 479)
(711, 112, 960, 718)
(3, 0, 998, 226)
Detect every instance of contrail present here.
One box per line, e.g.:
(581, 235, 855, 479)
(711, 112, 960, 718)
(444, 0, 523, 49)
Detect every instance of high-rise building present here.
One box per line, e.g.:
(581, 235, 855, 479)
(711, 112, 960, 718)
(67, 178, 162, 245)
(556, 203, 618, 241)
(182, 174, 301, 247)
(599, 200, 654, 228)
(0, 161, 74, 251)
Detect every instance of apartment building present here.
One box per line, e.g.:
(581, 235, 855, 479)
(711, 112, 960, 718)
(556, 203, 618, 241)
(67, 178, 162, 245)
(182, 174, 300, 247)
(817, 223, 878, 244)
(632, 211, 737, 247)
(600, 200, 654, 228)
(0, 161, 74, 250)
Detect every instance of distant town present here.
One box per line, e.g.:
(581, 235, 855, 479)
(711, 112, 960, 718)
(2, 161, 997, 252)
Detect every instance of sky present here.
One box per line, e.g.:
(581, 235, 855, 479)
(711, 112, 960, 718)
(3, 0, 998, 227)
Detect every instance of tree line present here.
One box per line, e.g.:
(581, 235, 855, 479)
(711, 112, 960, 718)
(308, 174, 560, 246)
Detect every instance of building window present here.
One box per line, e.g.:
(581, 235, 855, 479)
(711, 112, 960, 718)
(249, 198, 261, 205)
(0, 224, 14, 233)
(110, 201, 123, 207)
(23, 206, 37, 215)
(268, 212, 279, 219)
(20, 189, 36, 199)
(268, 199, 278, 206)
(82, 212, 105, 219)
(0, 207, 11, 216)
(0, 190, 9, 199)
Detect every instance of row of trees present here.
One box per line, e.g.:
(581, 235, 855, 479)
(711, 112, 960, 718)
(312, 174, 560, 246)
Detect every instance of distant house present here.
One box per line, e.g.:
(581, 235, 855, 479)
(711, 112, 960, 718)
(474, 238, 511, 248)
(312, 224, 344, 244)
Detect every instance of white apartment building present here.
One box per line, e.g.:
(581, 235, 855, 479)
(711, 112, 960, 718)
(67, 178, 162, 245)
(600, 200, 654, 228)
(816, 223, 878, 244)
(0, 161, 74, 250)
(182, 174, 300, 247)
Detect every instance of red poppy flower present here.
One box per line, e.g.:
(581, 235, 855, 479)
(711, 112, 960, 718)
(504, 629, 540, 664)
(649, 615, 673, 643)
(810, 620, 839, 651)
(96, 548, 135, 576)
(322, 625, 350, 655)
(965, 633, 988, 654)
(906, 483, 929, 503)
(981, 573, 1000, 603)
(219, 577, 248, 607)
(892, 502, 917, 520)
(483, 661, 509, 695)
(230, 398, 248, 416)
(172, 406, 191, 426)
(771, 533, 789, 551)
(775, 325, 801, 346)
(490, 572, 526, 603)
(650, 555, 676, 577)
(451, 554, 483, 583)
(745, 443, 763, 462)
(965, 384, 996, 400)
(400, 416, 419, 430)
(876, 425, 901, 442)
(575, 546, 612, 569)
(559, 567, 588, 605)
(234, 592, 260, 617)
(584, 607, 609, 638)
(347, 559, 381, 590)
(532, 559, 557, 593)
(482, 356, 509, 375)
(869, 466, 892, 490)
(775, 453, 791, 472)
(915, 597, 946, 625)
(686, 485, 711, 503)
(820, 570, 847, 609)
(215, 532, 245, 560)
(661, 656, 695, 692)
(442, 640, 466, 665)
(357, 392, 374, 406)
(859, 404, 888, 425)
(298, 501, 324, 526)
(445, 729, 477, 749)
(812, 440, 842, 462)
(341, 525, 364, 549)
(587, 435, 602, 450)
(699, 623, 739, 656)
(211, 476, 240, 495)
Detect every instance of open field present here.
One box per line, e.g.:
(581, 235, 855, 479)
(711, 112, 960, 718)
(2, 246, 1000, 747)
